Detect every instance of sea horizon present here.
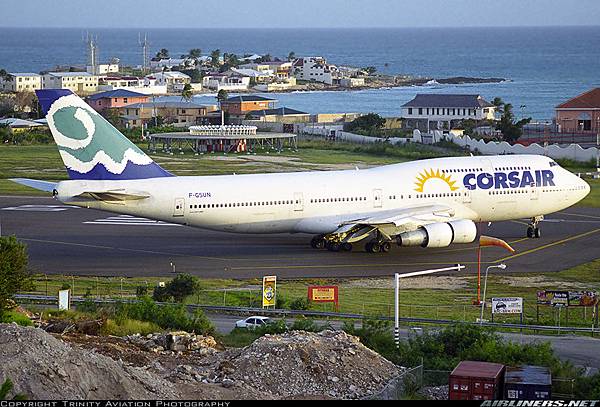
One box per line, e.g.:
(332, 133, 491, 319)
(1, 26, 599, 119)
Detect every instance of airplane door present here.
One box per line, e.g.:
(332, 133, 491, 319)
(463, 189, 472, 204)
(293, 192, 304, 211)
(173, 197, 185, 217)
(530, 183, 539, 200)
(373, 189, 383, 208)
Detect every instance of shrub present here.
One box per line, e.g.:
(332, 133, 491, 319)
(0, 236, 34, 312)
(114, 297, 215, 335)
(152, 285, 171, 302)
(101, 318, 160, 336)
(290, 317, 322, 332)
(151, 274, 199, 303)
(289, 297, 309, 310)
(0, 310, 32, 327)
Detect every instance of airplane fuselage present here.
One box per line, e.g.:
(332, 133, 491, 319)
(55, 154, 590, 235)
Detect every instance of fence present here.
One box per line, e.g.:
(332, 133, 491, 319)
(24, 275, 600, 334)
(364, 363, 424, 400)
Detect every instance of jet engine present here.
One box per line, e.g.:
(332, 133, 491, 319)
(397, 219, 477, 248)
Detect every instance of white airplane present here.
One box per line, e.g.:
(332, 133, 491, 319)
(11, 90, 591, 253)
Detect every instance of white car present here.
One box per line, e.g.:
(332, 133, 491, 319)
(235, 316, 272, 329)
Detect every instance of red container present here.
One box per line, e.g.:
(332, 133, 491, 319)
(449, 361, 505, 400)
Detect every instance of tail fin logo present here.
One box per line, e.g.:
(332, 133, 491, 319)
(46, 94, 154, 176)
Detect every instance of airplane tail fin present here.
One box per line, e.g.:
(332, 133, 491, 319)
(36, 89, 172, 180)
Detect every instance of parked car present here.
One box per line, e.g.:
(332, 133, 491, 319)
(235, 316, 272, 329)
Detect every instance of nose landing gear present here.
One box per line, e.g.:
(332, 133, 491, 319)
(526, 216, 543, 238)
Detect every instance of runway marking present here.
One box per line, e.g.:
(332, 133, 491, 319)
(494, 228, 600, 263)
(1, 204, 77, 212)
(559, 211, 600, 220)
(229, 260, 484, 271)
(84, 215, 181, 227)
(19, 238, 230, 261)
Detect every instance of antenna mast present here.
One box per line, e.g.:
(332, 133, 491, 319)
(139, 33, 150, 74)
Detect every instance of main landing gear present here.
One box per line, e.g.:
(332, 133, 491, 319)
(310, 235, 353, 252)
(526, 216, 543, 239)
(310, 233, 391, 253)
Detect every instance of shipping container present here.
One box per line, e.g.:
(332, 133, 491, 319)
(449, 361, 505, 400)
(504, 365, 552, 400)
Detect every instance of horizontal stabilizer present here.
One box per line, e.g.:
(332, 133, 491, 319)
(9, 178, 57, 193)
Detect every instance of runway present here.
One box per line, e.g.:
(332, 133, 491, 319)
(2, 196, 600, 279)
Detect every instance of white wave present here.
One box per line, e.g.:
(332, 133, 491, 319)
(60, 148, 153, 175)
(47, 94, 98, 150)
(424, 80, 440, 86)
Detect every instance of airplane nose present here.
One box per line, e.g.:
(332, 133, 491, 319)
(581, 177, 591, 197)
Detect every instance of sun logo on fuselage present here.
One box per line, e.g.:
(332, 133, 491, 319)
(414, 168, 459, 192)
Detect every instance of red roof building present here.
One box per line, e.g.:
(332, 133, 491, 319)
(555, 88, 600, 133)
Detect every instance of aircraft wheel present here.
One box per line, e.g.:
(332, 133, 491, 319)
(326, 241, 341, 252)
(526, 226, 534, 238)
(311, 235, 325, 249)
(534, 227, 541, 238)
(380, 242, 391, 253)
(341, 243, 353, 252)
(366, 240, 381, 253)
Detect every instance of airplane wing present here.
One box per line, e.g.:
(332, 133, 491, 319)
(330, 204, 461, 244)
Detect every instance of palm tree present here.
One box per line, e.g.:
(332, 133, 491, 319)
(287, 52, 296, 62)
(181, 83, 193, 102)
(155, 48, 170, 59)
(210, 49, 221, 69)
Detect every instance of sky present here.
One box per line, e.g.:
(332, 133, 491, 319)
(2, 0, 600, 28)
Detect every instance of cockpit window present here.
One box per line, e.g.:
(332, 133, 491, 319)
(549, 161, 558, 167)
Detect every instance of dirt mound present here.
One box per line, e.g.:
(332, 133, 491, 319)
(0, 323, 178, 399)
(225, 330, 403, 399)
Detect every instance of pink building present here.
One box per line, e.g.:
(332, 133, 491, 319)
(556, 88, 600, 133)
(87, 89, 149, 112)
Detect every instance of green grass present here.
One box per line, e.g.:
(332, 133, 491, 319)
(0, 310, 33, 326)
(580, 178, 600, 207)
(19, 256, 600, 332)
(101, 318, 161, 336)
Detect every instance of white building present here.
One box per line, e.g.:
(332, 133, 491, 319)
(401, 94, 496, 131)
(0, 73, 42, 92)
(86, 63, 119, 75)
(202, 73, 250, 91)
(146, 71, 192, 92)
(96, 76, 168, 95)
(42, 72, 99, 94)
(229, 68, 274, 84)
(292, 57, 338, 85)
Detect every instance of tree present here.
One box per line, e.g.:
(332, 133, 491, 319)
(155, 48, 170, 59)
(181, 83, 193, 102)
(216, 89, 229, 106)
(363, 66, 377, 75)
(0, 378, 26, 400)
(210, 49, 221, 68)
(0, 69, 12, 82)
(347, 113, 386, 135)
(0, 236, 34, 314)
(495, 102, 531, 144)
(287, 52, 296, 62)
(167, 273, 200, 302)
(188, 48, 202, 59)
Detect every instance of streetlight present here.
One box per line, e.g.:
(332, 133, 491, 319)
(170, 261, 176, 274)
(479, 264, 507, 325)
(394, 264, 465, 346)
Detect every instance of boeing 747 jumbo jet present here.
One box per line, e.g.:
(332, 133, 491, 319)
(11, 90, 591, 253)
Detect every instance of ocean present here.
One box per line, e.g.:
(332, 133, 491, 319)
(1, 27, 599, 119)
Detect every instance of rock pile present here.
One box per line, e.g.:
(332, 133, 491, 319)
(225, 330, 403, 399)
(126, 331, 220, 355)
(419, 385, 449, 400)
(0, 323, 178, 399)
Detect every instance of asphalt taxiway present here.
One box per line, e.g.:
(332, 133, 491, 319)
(2, 196, 600, 279)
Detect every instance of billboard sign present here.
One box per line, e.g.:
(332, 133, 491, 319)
(491, 297, 523, 314)
(58, 289, 70, 311)
(308, 286, 338, 302)
(537, 290, 598, 307)
(262, 276, 277, 308)
(567, 291, 599, 307)
(537, 291, 569, 307)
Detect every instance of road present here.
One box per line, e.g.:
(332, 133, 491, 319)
(2, 196, 600, 278)
(207, 312, 600, 370)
